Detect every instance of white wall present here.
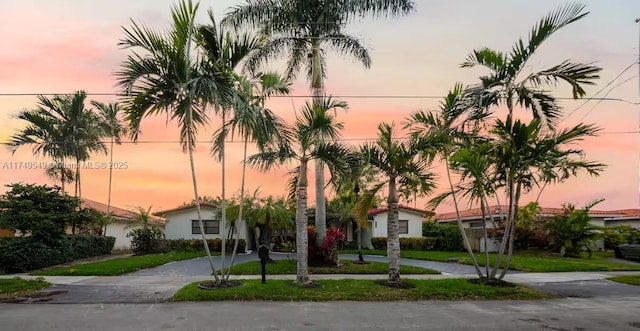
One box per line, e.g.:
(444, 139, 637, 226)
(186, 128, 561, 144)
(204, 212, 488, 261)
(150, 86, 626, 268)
(163, 206, 247, 241)
(371, 210, 423, 238)
(105, 221, 166, 251)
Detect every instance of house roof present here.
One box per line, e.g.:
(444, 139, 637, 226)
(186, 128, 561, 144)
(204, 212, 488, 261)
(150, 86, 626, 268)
(434, 205, 640, 222)
(368, 205, 429, 217)
(154, 202, 218, 216)
(81, 198, 165, 224)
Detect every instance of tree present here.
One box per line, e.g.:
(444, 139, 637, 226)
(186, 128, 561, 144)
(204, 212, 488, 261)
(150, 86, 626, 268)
(92, 101, 128, 225)
(357, 122, 435, 285)
(224, 0, 416, 248)
(547, 199, 604, 257)
(248, 96, 351, 284)
(117, 0, 235, 284)
(211, 71, 292, 279)
(124, 205, 160, 230)
(198, 11, 270, 278)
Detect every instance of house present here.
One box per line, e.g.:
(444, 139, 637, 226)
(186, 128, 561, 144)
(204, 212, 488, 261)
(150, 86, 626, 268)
(81, 199, 165, 251)
(352, 205, 427, 249)
(433, 205, 640, 251)
(154, 202, 249, 243)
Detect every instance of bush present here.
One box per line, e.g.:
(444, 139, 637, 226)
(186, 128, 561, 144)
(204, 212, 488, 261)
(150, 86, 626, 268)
(370, 237, 439, 251)
(422, 222, 440, 237)
(166, 238, 246, 254)
(436, 225, 464, 251)
(0, 235, 116, 273)
(128, 228, 170, 255)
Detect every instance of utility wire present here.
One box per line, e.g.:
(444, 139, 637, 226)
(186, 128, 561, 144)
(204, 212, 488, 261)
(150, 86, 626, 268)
(578, 74, 638, 122)
(562, 60, 639, 122)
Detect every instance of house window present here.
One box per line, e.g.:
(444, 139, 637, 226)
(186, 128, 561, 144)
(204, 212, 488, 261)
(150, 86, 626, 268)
(469, 221, 484, 228)
(398, 220, 409, 234)
(191, 220, 219, 234)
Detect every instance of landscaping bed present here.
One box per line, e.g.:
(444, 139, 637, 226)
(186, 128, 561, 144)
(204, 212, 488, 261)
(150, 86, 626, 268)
(608, 275, 640, 286)
(0, 277, 50, 298)
(341, 249, 640, 272)
(32, 251, 207, 276)
(228, 259, 439, 275)
(173, 278, 551, 301)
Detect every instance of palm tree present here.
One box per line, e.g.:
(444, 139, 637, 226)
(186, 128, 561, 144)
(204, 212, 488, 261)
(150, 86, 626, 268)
(212, 72, 292, 279)
(406, 84, 486, 279)
(223, 0, 416, 248)
(45, 161, 74, 191)
(117, 0, 235, 284)
(92, 101, 128, 222)
(461, 2, 601, 128)
(198, 11, 264, 277)
(248, 96, 351, 284)
(124, 205, 159, 230)
(356, 122, 435, 285)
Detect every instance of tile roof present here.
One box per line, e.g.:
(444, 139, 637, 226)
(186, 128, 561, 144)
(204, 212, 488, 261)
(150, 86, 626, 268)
(434, 205, 640, 222)
(154, 202, 218, 216)
(81, 198, 165, 224)
(368, 204, 429, 217)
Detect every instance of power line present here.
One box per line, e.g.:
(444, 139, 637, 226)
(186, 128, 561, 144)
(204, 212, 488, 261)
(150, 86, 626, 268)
(578, 74, 638, 122)
(562, 60, 639, 122)
(0, 92, 638, 103)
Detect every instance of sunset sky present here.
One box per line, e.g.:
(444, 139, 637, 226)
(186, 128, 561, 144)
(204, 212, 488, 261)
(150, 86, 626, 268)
(0, 0, 639, 214)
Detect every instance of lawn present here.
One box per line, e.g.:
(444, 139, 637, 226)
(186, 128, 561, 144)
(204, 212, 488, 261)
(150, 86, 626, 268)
(608, 275, 640, 286)
(33, 251, 207, 276)
(0, 278, 50, 298)
(340, 249, 640, 272)
(228, 259, 439, 275)
(173, 278, 550, 301)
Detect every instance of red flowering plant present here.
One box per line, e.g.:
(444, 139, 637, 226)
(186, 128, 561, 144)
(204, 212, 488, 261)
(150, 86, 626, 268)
(320, 228, 345, 266)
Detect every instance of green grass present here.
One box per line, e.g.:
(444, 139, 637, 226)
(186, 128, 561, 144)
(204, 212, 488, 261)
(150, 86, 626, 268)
(173, 278, 551, 301)
(341, 249, 640, 272)
(0, 278, 50, 298)
(32, 251, 207, 276)
(228, 259, 439, 275)
(608, 275, 640, 286)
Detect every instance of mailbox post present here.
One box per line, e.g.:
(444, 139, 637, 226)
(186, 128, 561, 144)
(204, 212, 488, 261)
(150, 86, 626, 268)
(258, 241, 270, 284)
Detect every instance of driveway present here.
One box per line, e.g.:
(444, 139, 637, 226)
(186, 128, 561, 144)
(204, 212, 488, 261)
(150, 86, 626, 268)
(129, 252, 491, 277)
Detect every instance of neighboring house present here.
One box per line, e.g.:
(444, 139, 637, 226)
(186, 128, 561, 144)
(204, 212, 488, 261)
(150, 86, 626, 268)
(434, 205, 640, 252)
(80, 199, 165, 251)
(154, 202, 249, 242)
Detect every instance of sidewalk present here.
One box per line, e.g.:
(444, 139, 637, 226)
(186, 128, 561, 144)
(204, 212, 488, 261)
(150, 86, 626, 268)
(3, 270, 640, 286)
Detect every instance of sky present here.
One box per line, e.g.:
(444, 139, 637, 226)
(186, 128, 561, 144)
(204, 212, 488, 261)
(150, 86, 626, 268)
(0, 0, 639, 214)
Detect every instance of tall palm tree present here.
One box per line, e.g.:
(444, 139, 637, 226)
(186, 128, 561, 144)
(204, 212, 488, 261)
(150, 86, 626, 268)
(198, 11, 264, 276)
(406, 84, 486, 279)
(124, 205, 159, 230)
(248, 96, 351, 284)
(212, 72, 292, 279)
(92, 101, 128, 223)
(223, 0, 416, 247)
(461, 2, 601, 128)
(356, 122, 435, 285)
(117, 0, 234, 284)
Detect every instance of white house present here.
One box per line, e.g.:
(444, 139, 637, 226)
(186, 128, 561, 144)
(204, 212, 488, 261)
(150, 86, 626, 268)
(155, 202, 249, 242)
(81, 199, 165, 251)
(357, 205, 426, 248)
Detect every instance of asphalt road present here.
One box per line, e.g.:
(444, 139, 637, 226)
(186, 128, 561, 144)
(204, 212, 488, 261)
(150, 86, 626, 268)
(2, 297, 640, 330)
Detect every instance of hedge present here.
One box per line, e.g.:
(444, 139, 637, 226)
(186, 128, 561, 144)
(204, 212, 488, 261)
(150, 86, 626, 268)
(167, 238, 246, 254)
(0, 235, 115, 273)
(371, 237, 438, 251)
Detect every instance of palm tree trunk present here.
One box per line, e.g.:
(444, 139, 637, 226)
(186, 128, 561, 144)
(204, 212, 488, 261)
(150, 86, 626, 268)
(480, 197, 490, 279)
(490, 176, 515, 279)
(225, 138, 249, 280)
(220, 109, 227, 278)
(187, 108, 219, 284)
(295, 157, 310, 284)
(499, 180, 522, 279)
(107, 137, 114, 215)
(445, 155, 484, 278)
(310, 41, 327, 249)
(387, 177, 402, 284)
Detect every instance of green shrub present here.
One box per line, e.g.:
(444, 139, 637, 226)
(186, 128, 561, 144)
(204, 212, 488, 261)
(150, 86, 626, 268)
(167, 238, 246, 254)
(127, 228, 170, 255)
(437, 225, 464, 251)
(370, 237, 439, 251)
(0, 235, 116, 273)
(422, 222, 440, 237)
